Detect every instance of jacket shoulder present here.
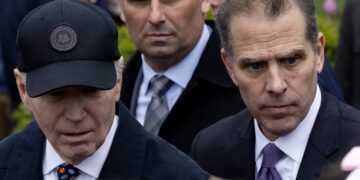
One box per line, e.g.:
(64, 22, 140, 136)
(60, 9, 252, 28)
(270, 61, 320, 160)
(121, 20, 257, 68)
(190, 109, 255, 178)
(0, 132, 22, 177)
(326, 92, 360, 123)
(320, 92, 360, 150)
(0, 133, 22, 164)
(142, 133, 209, 180)
(192, 109, 252, 153)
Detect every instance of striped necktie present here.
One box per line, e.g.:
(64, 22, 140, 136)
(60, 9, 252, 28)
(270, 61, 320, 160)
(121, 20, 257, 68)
(144, 75, 173, 134)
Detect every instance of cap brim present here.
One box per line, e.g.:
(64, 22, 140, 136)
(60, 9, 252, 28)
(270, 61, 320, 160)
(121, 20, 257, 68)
(26, 60, 116, 97)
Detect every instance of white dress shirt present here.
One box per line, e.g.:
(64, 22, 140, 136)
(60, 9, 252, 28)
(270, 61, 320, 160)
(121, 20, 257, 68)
(42, 116, 119, 180)
(135, 24, 211, 125)
(255, 85, 322, 180)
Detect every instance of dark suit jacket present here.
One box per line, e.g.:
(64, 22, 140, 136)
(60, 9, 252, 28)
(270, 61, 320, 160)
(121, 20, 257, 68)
(120, 21, 246, 155)
(191, 91, 360, 180)
(0, 102, 208, 180)
(336, 0, 360, 108)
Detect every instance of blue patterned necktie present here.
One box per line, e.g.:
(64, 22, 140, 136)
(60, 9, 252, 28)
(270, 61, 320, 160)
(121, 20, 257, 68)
(257, 143, 284, 180)
(144, 75, 173, 134)
(57, 163, 80, 180)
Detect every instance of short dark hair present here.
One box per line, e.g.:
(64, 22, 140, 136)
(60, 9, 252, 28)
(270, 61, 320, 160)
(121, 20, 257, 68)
(216, 0, 318, 58)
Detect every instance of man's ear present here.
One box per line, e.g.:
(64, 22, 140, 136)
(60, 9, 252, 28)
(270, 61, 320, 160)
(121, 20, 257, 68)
(118, 3, 126, 23)
(13, 69, 33, 111)
(114, 58, 124, 101)
(201, 0, 211, 14)
(114, 78, 122, 102)
(221, 48, 238, 86)
(315, 33, 325, 74)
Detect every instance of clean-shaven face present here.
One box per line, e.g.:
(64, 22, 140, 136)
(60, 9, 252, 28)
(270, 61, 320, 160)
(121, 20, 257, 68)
(222, 7, 324, 141)
(119, 0, 205, 71)
(15, 71, 121, 164)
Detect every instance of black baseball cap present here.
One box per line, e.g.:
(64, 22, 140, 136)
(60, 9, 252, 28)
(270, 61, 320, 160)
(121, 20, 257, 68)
(16, 0, 120, 97)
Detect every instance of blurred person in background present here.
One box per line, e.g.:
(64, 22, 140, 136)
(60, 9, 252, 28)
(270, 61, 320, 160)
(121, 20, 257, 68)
(336, 0, 360, 109)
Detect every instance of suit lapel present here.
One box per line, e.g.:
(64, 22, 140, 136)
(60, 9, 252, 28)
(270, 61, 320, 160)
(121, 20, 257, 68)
(176, 21, 233, 97)
(296, 91, 340, 180)
(161, 21, 234, 129)
(190, 21, 234, 89)
(120, 51, 143, 111)
(5, 122, 44, 180)
(129, 68, 143, 115)
(99, 102, 147, 179)
(227, 133, 256, 179)
(225, 110, 256, 179)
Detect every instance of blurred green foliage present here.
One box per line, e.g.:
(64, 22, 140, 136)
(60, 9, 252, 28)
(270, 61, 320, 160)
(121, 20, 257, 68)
(205, 11, 215, 20)
(10, 1, 347, 133)
(11, 103, 32, 133)
(118, 25, 136, 61)
(315, 0, 345, 66)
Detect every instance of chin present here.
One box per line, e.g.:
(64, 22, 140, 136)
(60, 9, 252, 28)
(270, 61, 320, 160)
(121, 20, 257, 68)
(64, 144, 97, 164)
(272, 129, 293, 137)
(272, 123, 298, 137)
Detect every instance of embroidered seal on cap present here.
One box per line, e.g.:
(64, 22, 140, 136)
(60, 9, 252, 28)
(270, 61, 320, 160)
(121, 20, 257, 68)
(50, 25, 78, 52)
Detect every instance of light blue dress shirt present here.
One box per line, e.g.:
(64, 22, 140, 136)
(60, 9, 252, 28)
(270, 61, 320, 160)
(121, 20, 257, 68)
(135, 24, 212, 125)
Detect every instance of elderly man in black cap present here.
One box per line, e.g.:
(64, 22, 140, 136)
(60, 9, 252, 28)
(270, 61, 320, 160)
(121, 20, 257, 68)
(0, 0, 208, 179)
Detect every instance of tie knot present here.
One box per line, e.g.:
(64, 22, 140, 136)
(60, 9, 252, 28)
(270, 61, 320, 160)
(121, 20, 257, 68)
(149, 75, 173, 95)
(261, 143, 284, 168)
(57, 163, 80, 180)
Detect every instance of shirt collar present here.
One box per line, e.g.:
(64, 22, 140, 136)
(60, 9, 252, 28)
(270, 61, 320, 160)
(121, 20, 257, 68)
(255, 85, 322, 163)
(141, 24, 211, 93)
(43, 115, 119, 178)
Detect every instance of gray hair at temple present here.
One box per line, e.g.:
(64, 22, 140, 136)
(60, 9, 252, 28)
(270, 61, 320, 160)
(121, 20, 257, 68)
(216, 0, 318, 60)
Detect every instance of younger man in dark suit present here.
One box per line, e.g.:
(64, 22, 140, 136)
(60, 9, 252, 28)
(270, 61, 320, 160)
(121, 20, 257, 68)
(0, 1, 208, 179)
(191, 0, 360, 179)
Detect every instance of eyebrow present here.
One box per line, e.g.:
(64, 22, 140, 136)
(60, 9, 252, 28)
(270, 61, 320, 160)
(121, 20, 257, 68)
(276, 49, 307, 60)
(237, 48, 307, 64)
(238, 57, 266, 65)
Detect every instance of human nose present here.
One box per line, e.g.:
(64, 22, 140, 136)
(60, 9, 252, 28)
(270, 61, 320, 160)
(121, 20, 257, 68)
(64, 97, 86, 122)
(265, 65, 287, 95)
(149, 1, 165, 25)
